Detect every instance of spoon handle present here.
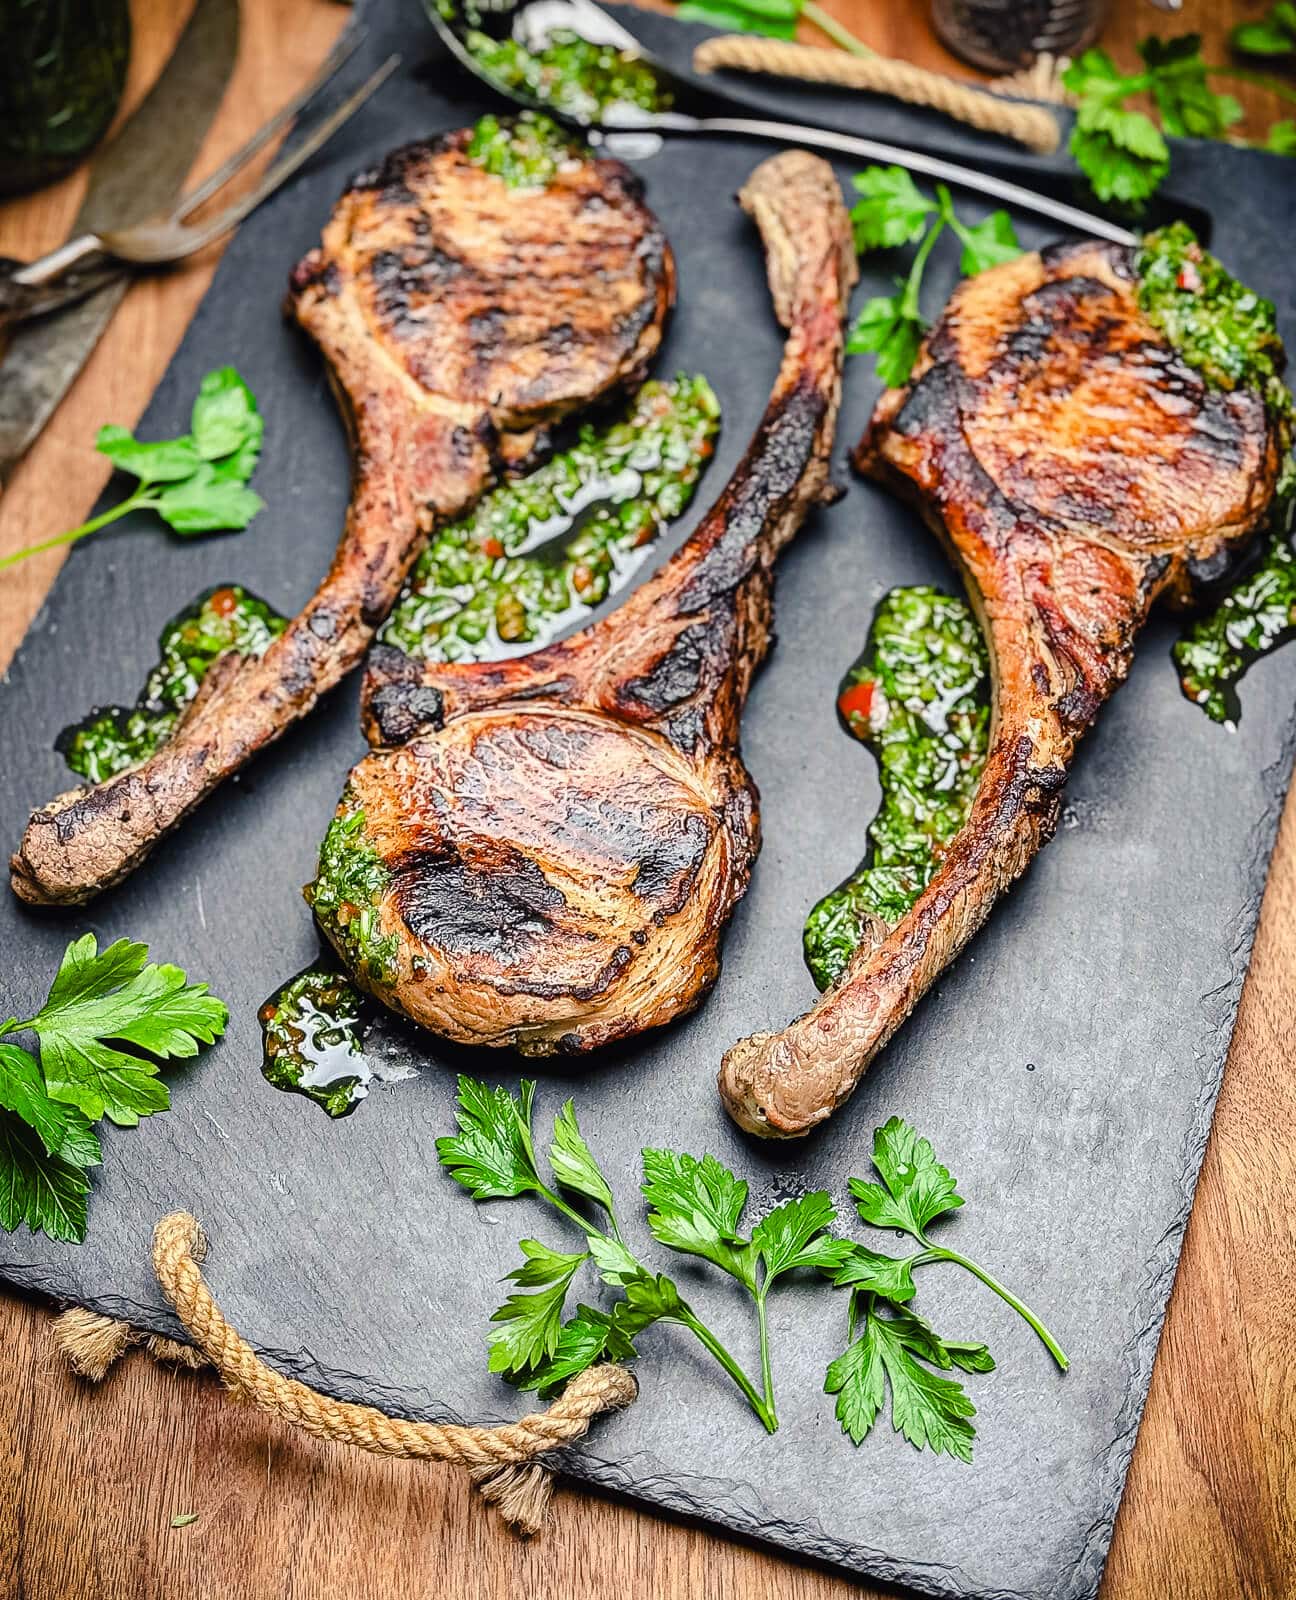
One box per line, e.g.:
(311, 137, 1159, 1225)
(636, 112, 1139, 246)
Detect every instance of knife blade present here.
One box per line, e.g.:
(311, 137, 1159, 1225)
(0, 0, 240, 483)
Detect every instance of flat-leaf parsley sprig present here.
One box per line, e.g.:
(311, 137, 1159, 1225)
(0, 934, 228, 1241)
(1063, 34, 1296, 208)
(436, 1077, 851, 1433)
(847, 167, 1022, 388)
(0, 367, 266, 572)
(821, 1117, 1067, 1459)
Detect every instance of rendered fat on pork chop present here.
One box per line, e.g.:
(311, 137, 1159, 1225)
(719, 232, 1289, 1138)
(306, 151, 857, 1053)
(10, 119, 673, 907)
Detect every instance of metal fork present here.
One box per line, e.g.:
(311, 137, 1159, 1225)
(8, 36, 399, 305)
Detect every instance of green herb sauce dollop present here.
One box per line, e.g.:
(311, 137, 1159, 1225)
(57, 584, 286, 783)
(379, 375, 720, 664)
(304, 800, 399, 986)
(466, 111, 582, 189)
(259, 966, 371, 1118)
(464, 28, 668, 122)
(1137, 222, 1291, 422)
(804, 587, 990, 992)
(1173, 477, 1296, 724)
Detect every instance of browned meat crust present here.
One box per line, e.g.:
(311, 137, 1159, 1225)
(11, 129, 672, 907)
(719, 239, 1286, 1137)
(320, 151, 857, 1053)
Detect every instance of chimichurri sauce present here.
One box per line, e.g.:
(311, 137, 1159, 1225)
(1174, 480, 1296, 724)
(379, 375, 719, 664)
(466, 111, 582, 189)
(57, 585, 286, 783)
(1137, 223, 1291, 424)
(804, 587, 990, 992)
(464, 28, 669, 122)
(258, 964, 416, 1118)
(303, 798, 398, 987)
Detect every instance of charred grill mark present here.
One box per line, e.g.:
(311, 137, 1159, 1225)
(370, 683, 447, 744)
(392, 843, 565, 960)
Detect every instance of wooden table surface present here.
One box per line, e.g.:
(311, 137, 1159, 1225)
(2, 3, 1293, 1596)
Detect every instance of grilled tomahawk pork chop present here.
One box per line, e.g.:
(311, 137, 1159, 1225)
(11, 127, 672, 906)
(310, 151, 856, 1052)
(719, 237, 1287, 1137)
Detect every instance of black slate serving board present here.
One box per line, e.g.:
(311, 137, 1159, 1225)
(2, 7, 1293, 1597)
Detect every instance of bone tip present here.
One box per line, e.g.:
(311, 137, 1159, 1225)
(718, 1030, 816, 1140)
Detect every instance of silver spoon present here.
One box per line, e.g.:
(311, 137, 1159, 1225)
(424, 0, 1138, 245)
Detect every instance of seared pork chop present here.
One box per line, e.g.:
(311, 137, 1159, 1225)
(308, 151, 856, 1053)
(719, 236, 1287, 1137)
(12, 123, 672, 906)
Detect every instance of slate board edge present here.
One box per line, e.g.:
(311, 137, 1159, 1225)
(1061, 721, 1296, 1600)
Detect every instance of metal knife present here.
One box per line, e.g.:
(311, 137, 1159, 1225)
(0, 0, 240, 484)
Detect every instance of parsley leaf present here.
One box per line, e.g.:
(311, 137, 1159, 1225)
(514, 1303, 643, 1395)
(850, 1115, 964, 1237)
(825, 1296, 984, 1459)
(0, 366, 266, 572)
(1230, 3, 1296, 57)
(750, 1190, 846, 1280)
(95, 425, 200, 484)
(0, 1114, 94, 1244)
(642, 1148, 755, 1285)
(1266, 119, 1296, 153)
(190, 367, 263, 462)
(549, 1099, 617, 1220)
(827, 1240, 919, 1304)
(153, 469, 264, 536)
(0, 935, 223, 1241)
(938, 197, 1023, 276)
(25, 935, 227, 1126)
(0, 1044, 101, 1168)
(849, 166, 936, 251)
(670, 0, 872, 54)
(587, 1231, 643, 1287)
(1063, 49, 1170, 205)
(488, 1240, 590, 1376)
(847, 293, 926, 389)
(677, 0, 796, 39)
(436, 1077, 543, 1199)
(1140, 34, 1242, 139)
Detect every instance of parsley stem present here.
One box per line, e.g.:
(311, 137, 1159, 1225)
(0, 487, 156, 572)
(538, 1182, 608, 1240)
(755, 1286, 775, 1421)
(675, 1307, 778, 1433)
(901, 217, 945, 322)
(1208, 64, 1296, 107)
(801, 2, 873, 58)
(925, 1244, 1069, 1371)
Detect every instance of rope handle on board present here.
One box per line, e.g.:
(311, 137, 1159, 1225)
(691, 36, 1062, 155)
(51, 1212, 637, 1537)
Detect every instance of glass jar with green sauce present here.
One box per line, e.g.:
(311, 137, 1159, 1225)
(0, 0, 131, 195)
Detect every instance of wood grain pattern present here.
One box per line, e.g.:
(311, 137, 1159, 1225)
(1, 3, 1293, 1597)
